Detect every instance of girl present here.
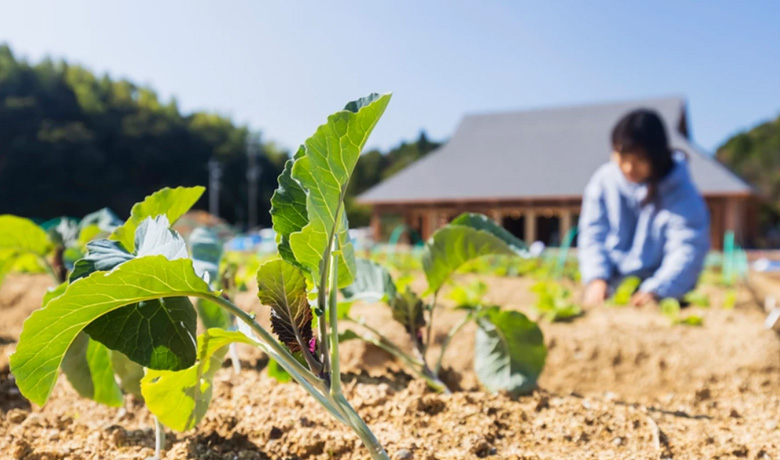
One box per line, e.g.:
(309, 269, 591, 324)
(579, 109, 710, 307)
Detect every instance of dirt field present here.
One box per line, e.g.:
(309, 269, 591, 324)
(1, 272, 779, 459)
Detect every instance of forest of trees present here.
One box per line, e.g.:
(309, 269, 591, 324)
(716, 113, 780, 236)
(0, 44, 440, 229)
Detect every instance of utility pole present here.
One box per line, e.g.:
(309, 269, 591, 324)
(246, 133, 261, 230)
(208, 158, 222, 218)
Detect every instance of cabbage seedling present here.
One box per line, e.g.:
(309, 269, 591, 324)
(341, 213, 547, 396)
(11, 94, 394, 459)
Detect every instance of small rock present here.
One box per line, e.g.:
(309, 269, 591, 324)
(394, 448, 414, 460)
(268, 426, 283, 440)
(534, 396, 550, 412)
(110, 427, 127, 446)
(6, 409, 27, 424)
(694, 388, 711, 402)
(729, 409, 741, 418)
(12, 440, 31, 459)
(612, 437, 623, 446)
(764, 420, 778, 431)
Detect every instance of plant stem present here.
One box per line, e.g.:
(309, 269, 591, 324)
(422, 290, 439, 359)
(154, 416, 165, 459)
(433, 313, 472, 375)
(328, 250, 342, 396)
(328, 392, 389, 460)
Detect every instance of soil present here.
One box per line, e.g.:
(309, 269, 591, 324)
(1, 271, 779, 459)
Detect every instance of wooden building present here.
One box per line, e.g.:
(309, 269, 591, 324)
(358, 98, 757, 249)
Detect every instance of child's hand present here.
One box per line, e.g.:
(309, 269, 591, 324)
(583, 279, 608, 307)
(630, 291, 655, 307)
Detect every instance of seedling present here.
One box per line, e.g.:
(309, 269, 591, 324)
(610, 276, 641, 306)
(340, 213, 547, 396)
(659, 298, 703, 326)
(11, 94, 396, 459)
(531, 280, 583, 322)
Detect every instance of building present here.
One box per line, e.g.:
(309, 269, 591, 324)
(358, 97, 757, 249)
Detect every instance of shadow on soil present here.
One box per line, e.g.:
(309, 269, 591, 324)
(0, 365, 31, 413)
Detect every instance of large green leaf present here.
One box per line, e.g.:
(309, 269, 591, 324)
(110, 186, 204, 252)
(391, 287, 426, 335)
(257, 259, 312, 353)
(341, 258, 397, 304)
(271, 147, 308, 268)
(71, 215, 187, 282)
(0, 215, 52, 257)
(189, 227, 223, 284)
(61, 332, 123, 407)
(283, 94, 391, 288)
(141, 329, 257, 431)
(85, 296, 198, 371)
(423, 226, 516, 294)
(9, 256, 211, 406)
(110, 350, 145, 398)
(474, 308, 546, 396)
(450, 213, 528, 254)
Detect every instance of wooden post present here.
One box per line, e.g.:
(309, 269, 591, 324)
(560, 209, 572, 243)
(370, 207, 381, 242)
(525, 209, 537, 243)
(724, 197, 744, 242)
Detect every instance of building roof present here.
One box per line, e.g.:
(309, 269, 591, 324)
(359, 97, 753, 204)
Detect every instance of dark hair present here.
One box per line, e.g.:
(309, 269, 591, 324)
(611, 109, 674, 205)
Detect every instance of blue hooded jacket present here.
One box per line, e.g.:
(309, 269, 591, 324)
(577, 154, 710, 299)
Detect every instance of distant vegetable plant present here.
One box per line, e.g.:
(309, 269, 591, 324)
(659, 298, 704, 326)
(340, 213, 548, 396)
(531, 280, 583, 322)
(11, 94, 395, 459)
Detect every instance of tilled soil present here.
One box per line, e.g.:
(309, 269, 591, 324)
(1, 272, 779, 459)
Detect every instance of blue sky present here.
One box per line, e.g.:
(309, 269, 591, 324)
(1, 1, 778, 153)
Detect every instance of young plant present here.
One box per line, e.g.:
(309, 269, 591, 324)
(11, 94, 395, 459)
(609, 276, 642, 306)
(659, 298, 704, 326)
(341, 213, 547, 396)
(531, 280, 583, 322)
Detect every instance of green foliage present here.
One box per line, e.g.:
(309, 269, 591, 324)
(723, 289, 737, 309)
(60, 332, 123, 407)
(10, 256, 210, 406)
(610, 276, 641, 306)
(341, 258, 397, 304)
(531, 280, 583, 322)
(683, 290, 710, 308)
(256, 259, 313, 354)
(447, 280, 488, 309)
(141, 329, 257, 431)
(716, 114, 780, 243)
(273, 93, 391, 288)
(0, 44, 286, 225)
(659, 298, 703, 326)
(474, 307, 547, 396)
(110, 186, 204, 252)
(423, 213, 528, 294)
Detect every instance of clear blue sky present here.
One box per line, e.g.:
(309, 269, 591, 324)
(1, 1, 778, 153)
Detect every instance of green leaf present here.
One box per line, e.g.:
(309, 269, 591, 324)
(197, 299, 233, 330)
(271, 147, 308, 269)
(659, 298, 681, 319)
(80, 208, 122, 233)
(10, 256, 211, 406)
(42, 282, 67, 307)
(284, 93, 391, 288)
(267, 358, 292, 383)
(391, 287, 426, 335)
(110, 350, 145, 398)
(70, 215, 187, 282)
(450, 213, 528, 254)
(189, 227, 223, 285)
(69, 239, 133, 282)
(338, 329, 361, 343)
(611, 276, 641, 306)
(85, 296, 198, 371)
(61, 332, 123, 407)
(256, 259, 313, 354)
(110, 186, 205, 252)
(423, 225, 518, 294)
(0, 215, 52, 257)
(341, 258, 397, 304)
(0, 250, 19, 287)
(77, 224, 104, 247)
(141, 329, 257, 431)
(678, 315, 704, 326)
(683, 290, 710, 308)
(474, 308, 547, 396)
